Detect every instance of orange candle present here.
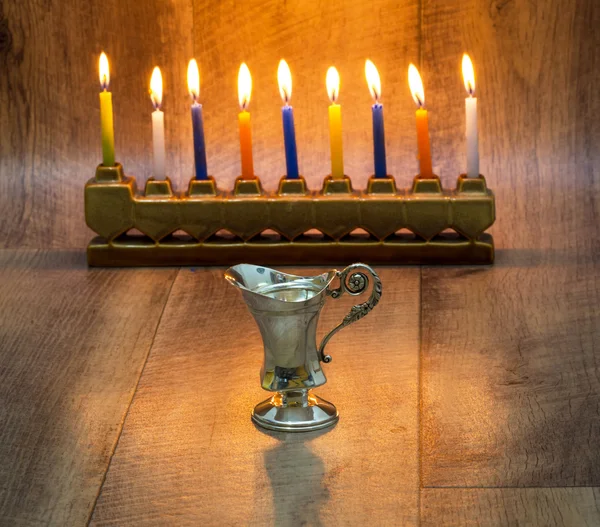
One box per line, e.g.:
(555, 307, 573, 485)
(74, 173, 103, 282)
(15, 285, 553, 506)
(238, 63, 254, 179)
(408, 64, 433, 178)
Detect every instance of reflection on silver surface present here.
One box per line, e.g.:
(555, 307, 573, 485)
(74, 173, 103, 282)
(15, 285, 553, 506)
(225, 263, 382, 432)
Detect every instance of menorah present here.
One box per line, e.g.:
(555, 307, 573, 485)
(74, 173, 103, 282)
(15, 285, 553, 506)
(85, 165, 495, 267)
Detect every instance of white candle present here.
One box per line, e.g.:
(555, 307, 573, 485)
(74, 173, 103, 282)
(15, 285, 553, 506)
(462, 54, 479, 178)
(150, 66, 166, 180)
(152, 109, 165, 179)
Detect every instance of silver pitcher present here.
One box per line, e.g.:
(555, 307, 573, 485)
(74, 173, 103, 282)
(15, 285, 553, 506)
(225, 263, 382, 432)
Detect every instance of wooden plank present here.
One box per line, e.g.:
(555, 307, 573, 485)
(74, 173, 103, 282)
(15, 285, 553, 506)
(90, 267, 420, 525)
(193, 0, 421, 191)
(421, 256, 600, 487)
(421, 0, 600, 489)
(0, 0, 193, 249)
(0, 250, 177, 525)
(421, 488, 600, 526)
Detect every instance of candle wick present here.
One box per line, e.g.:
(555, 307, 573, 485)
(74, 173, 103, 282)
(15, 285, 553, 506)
(372, 87, 380, 103)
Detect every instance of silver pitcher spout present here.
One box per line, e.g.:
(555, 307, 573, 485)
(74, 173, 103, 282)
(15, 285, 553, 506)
(225, 263, 382, 432)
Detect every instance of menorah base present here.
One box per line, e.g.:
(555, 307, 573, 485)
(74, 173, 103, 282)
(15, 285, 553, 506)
(252, 390, 339, 433)
(87, 232, 494, 266)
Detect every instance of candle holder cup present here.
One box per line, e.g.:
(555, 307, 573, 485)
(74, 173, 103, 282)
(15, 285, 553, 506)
(367, 175, 397, 195)
(85, 164, 495, 266)
(322, 175, 353, 195)
(188, 176, 218, 197)
(277, 175, 309, 196)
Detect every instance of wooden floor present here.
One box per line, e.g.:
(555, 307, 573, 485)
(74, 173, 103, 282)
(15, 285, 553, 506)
(0, 249, 598, 526)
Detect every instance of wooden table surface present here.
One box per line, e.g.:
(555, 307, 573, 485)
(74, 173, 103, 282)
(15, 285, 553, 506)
(1, 0, 599, 525)
(0, 250, 598, 526)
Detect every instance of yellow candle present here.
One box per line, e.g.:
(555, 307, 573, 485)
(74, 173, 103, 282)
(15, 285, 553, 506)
(408, 64, 433, 178)
(238, 63, 254, 179)
(326, 66, 344, 179)
(98, 52, 115, 166)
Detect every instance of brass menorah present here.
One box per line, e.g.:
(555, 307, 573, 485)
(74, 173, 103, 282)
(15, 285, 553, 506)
(85, 164, 495, 267)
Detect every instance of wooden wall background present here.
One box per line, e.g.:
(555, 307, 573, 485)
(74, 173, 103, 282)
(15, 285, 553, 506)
(1, 0, 597, 251)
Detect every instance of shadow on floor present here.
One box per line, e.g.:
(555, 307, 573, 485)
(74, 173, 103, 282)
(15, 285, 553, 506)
(259, 425, 334, 526)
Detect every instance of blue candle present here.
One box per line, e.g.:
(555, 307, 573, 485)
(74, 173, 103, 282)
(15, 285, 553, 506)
(187, 59, 208, 180)
(191, 102, 208, 180)
(278, 59, 299, 179)
(372, 103, 387, 178)
(365, 59, 387, 178)
(282, 105, 299, 179)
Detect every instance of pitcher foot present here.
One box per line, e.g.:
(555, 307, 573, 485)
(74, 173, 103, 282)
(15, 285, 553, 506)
(251, 390, 338, 432)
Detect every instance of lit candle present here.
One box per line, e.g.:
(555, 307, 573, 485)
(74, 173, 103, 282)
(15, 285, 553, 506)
(238, 63, 254, 179)
(408, 64, 433, 178)
(326, 66, 344, 179)
(462, 54, 479, 178)
(277, 59, 299, 179)
(98, 52, 115, 166)
(187, 59, 208, 180)
(365, 59, 387, 178)
(149, 66, 166, 180)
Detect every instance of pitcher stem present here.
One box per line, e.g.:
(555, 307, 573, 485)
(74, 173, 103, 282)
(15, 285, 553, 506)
(278, 389, 310, 408)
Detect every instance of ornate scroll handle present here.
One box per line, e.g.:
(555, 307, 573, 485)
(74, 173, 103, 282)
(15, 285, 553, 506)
(318, 263, 382, 363)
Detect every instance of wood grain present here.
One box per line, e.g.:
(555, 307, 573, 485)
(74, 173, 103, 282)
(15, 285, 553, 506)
(421, 0, 600, 250)
(1, 0, 600, 521)
(420, 0, 600, 489)
(90, 267, 420, 526)
(193, 0, 421, 193)
(0, 0, 193, 249)
(421, 488, 600, 526)
(0, 250, 177, 525)
(421, 255, 600, 487)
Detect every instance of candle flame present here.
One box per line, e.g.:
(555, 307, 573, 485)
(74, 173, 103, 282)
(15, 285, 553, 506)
(238, 63, 252, 111)
(408, 63, 425, 108)
(462, 54, 475, 96)
(326, 66, 340, 103)
(150, 66, 163, 109)
(187, 59, 200, 101)
(99, 52, 110, 90)
(277, 59, 292, 104)
(365, 59, 381, 102)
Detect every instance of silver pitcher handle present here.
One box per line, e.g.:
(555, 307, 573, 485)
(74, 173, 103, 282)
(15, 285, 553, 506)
(318, 263, 382, 363)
